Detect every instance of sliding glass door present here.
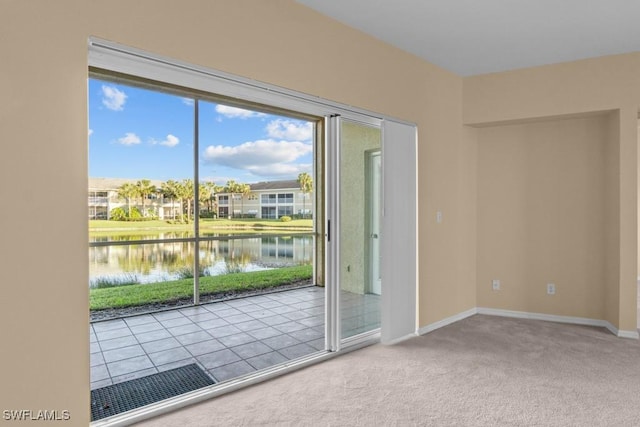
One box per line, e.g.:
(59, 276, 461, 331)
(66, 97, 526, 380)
(326, 117, 383, 347)
(88, 73, 324, 416)
(88, 39, 416, 423)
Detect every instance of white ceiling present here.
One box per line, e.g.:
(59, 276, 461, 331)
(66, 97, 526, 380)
(297, 0, 640, 76)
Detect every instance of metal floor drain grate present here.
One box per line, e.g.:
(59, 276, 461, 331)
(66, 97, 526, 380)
(90, 364, 215, 421)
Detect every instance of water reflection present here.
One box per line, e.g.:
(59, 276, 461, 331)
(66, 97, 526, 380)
(89, 235, 312, 285)
(90, 231, 311, 243)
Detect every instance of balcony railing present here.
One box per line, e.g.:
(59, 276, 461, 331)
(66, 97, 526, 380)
(88, 197, 109, 204)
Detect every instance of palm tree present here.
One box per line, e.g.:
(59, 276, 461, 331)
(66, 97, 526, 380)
(240, 183, 251, 217)
(224, 180, 240, 218)
(117, 182, 139, 218)
(136, 179, 156, 217)
(297, 172, 313, 218)
(161, 180, 179, 220)
(201, 181, 217, 215)
(176, 179, 194, 222)
(198, 182, 212, 216)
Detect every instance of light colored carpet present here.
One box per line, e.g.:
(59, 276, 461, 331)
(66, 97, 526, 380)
(137, 315, 640, 426)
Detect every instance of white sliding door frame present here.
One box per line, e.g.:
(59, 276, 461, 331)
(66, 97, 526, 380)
(325, 115, 340, 352)
(326, 114, 385, 351)
(88, 38, 417, 426)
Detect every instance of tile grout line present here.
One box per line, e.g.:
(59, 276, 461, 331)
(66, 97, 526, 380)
(92, 287, 375, 389)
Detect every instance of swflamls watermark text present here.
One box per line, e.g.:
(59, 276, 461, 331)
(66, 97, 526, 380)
(3, 410, 71, 421)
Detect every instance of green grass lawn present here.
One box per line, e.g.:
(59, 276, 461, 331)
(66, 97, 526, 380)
(90, 265, 313, 310)
(89, 218, 313, 234)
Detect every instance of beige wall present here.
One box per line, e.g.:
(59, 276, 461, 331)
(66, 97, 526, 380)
(464, 54, 640, 332)
(1, 0, 471, 422)
(476, 115, 611, 319)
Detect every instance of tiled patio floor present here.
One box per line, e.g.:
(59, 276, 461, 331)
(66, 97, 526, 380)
(90, 286, 380, 389)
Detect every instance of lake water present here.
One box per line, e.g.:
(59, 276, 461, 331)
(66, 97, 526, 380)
(89, 234, 313, 286)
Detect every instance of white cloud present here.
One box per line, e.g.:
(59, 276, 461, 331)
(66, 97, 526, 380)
(245, 163, 312, 177)
(101, 85, 127, 111)
(150, 134, 180, 147)
(117, 132, 141, 145)
(266, 119, 313, 141)
(181, 98, 194, 106)
(160, 134, 180, 147)
(215, 104, 267, 119)
(202, 139, 312, 177)
(88, 129, 93, 136)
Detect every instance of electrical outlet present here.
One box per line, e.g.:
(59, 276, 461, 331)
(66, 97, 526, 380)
(547, 283, 556, 295)
(492, 279, 500, 291)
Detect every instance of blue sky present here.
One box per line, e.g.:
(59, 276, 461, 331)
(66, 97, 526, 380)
(88, 78, 313, 185)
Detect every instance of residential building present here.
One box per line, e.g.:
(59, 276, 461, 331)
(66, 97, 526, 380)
(88, 177, 169, 220)
(88, 178, 312, 220)
(216, 179, 313, 219)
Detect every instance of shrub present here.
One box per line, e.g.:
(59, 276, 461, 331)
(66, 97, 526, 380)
(109, 207, 127, 221)
(109, 206, 145, 221)
(128, 206, 143, 220)
(280, 215, 292, 222)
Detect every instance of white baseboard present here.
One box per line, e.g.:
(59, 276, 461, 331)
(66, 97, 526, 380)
(416, 307, 477, 336)
(477, 307, 639, 340)
(603, 322, 640, 340)
(414, 307, 639, 340)
(382, 332, 418, 345)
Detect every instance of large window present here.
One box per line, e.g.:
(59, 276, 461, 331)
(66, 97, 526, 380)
(88, 75, 315, 303)
(88, 72, 319, 420)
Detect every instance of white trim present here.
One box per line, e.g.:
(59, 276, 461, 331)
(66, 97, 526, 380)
(604, 323, 640, 340)
(416, 307, 639, 340)
(417, 308, 477, 336)
(325, 115, 340, 352)
(619, 330, 640, 339)
(477, 307, 606, 326)
(88, 37, 414, 127)
(477, 307, 639, 339)
(342, 330, 382, 348)
(382, 332, 418, 345)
